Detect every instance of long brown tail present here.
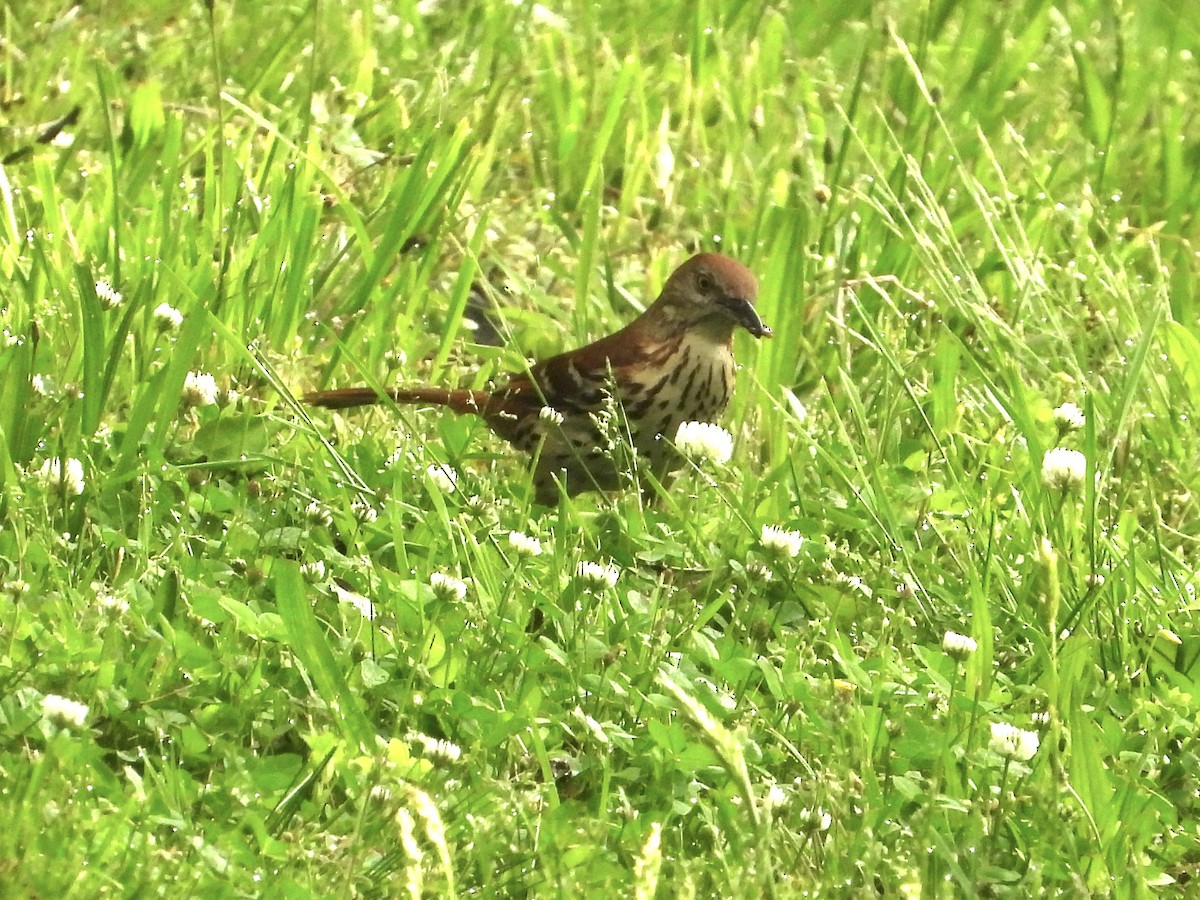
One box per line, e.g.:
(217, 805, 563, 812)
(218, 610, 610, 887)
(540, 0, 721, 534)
(304, 385, 492, 415)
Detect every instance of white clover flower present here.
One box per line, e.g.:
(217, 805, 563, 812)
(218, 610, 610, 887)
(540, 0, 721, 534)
(304, 501, 333, 527)
(4, 579, 31, 598)
(462, 493, 489, 516)
(760, 524, 803, 558)
(35, 457, 85, 496)
(431, 737, 462, 763)
(95, 280, 122, 310)
(989, 721, 1040, 761)
(1041, 447, 1086, 491)
(575, 560, 620, 590)
(408, 731, 463, 763)
(797, 807, 832, 832)
(182, 371, 219, 407)
(507, 531, 543, 558)
(1030, 711, 1051, 727)
(351, 496, 378, 524)
(31, 374, 50, 396)
(942, 631, 978, 660)
(674, 421, 734, 464)
(42, 694, 89, 728)
(764, 782, 789, 812)
(153, 302, 183, 330)
(745, 560, 774, 582)
(95, 584, 130, 619)
(835, 572, 873, 598)
(300, 560, 327, 584)
(1053, 402, 1085, 432)
(430, 572, 468, 602)
(425, 463, 458, 494)
(539, 406, 564, 426)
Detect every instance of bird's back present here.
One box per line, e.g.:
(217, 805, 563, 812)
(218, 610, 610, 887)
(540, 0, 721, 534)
(487, 324, 737, 502)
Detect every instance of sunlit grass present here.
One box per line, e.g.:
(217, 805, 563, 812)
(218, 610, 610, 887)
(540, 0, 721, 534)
(1, 1, 1198, 895)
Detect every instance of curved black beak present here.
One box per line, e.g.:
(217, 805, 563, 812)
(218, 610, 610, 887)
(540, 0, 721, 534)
(723, 295, 772, 339)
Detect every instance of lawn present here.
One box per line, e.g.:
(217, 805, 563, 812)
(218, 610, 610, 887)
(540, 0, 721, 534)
(2, 0, 1199, 896)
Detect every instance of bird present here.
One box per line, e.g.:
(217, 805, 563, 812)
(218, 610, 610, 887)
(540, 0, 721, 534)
(305, 252, 771, 505)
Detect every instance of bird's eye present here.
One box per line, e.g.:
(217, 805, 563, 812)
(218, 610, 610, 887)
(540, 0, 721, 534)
(696, 273, 715, 293)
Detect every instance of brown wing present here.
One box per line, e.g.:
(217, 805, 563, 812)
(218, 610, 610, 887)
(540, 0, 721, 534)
(514, 323, 676, 407)
(471, 321, 670, 449)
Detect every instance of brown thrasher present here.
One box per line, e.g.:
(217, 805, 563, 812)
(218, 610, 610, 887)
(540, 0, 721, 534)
(305, 253, 770, 504)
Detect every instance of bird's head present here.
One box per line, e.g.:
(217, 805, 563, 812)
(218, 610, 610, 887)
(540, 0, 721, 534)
(652, 253, 772, 342)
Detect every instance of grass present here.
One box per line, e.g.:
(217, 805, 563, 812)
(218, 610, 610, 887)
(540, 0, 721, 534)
(2, 0, 1199, 895)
